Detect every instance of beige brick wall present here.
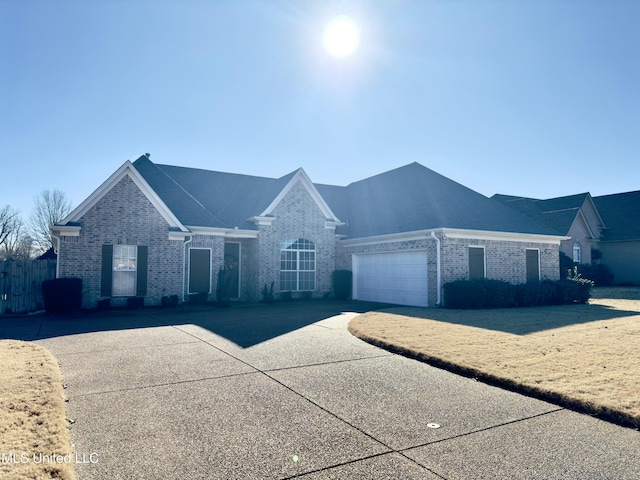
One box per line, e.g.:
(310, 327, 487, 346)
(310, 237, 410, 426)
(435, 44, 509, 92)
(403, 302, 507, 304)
(337, 234, 560, 307)
(256, 180, 336, 298)
(440, 237, 559, 284)
(58, 175, 183, 308)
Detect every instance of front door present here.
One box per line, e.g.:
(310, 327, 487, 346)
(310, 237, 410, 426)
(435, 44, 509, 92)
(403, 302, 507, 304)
(223, 243, 240, 298)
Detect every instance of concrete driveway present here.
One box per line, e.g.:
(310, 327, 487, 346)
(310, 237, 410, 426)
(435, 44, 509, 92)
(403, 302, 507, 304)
(13, 302, 640, 479)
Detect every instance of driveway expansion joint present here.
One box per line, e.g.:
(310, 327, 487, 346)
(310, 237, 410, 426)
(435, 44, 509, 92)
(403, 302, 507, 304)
(261, 353, 393, 373)
(66, 370, 262, 398)
(401, 407, 566, 453)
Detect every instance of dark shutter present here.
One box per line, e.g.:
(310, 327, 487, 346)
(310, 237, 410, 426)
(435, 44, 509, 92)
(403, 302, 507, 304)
(526, 249, 540, 283)
(101, 244, 113, 297)
(189, 249, 211, 293)
(469, 247, 485, 280)
(137, 246, 148, 296)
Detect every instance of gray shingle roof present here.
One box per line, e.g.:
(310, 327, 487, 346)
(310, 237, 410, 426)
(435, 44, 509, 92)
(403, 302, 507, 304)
(593, 191, 640, 241)
(492, 192, 591, 235)
(341, 163, 559, 238)
(134, 156, 560, 238)
(135, 156, 293, 230)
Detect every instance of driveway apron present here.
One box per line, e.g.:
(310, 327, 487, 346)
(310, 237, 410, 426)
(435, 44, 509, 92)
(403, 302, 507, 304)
(28, 304, 640, 479)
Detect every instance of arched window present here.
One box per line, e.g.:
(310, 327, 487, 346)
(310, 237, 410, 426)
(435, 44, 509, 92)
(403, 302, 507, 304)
(280, 239, 315, 291)
(573, 242, 581, 263)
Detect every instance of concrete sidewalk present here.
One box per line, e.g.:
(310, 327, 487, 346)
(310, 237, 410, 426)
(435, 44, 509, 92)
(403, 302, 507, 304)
(12, 303, 640, 478)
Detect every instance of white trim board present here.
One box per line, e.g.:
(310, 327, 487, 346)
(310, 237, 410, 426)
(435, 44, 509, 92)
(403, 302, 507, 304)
(258, 168, 344, 225)
(58, 161, 189, 232)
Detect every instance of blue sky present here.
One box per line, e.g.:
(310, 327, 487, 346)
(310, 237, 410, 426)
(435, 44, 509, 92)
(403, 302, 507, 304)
(1, 0, 638, 219)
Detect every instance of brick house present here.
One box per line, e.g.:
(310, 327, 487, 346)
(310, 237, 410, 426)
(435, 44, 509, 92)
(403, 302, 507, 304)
(51, 154, 567, 308)
(495, 191, 640, 285)
(492, 193, 606, 265)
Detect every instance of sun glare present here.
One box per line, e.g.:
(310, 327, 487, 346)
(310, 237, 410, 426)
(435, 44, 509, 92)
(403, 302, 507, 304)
(323, 15, 360, 59)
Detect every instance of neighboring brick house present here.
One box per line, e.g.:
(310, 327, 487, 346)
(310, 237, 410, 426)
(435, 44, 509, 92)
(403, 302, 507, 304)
(495, 190, 640, 285)
(492, 193, 605, 265)
(51, 154, 567, 308)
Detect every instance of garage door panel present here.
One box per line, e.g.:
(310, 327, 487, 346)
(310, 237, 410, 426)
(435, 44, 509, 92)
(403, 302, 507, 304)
(354, 251, 428, 307)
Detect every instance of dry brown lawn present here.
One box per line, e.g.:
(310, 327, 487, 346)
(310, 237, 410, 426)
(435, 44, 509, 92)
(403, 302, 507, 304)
(349, 287, 640, 428)
(0, 341, 74, 480)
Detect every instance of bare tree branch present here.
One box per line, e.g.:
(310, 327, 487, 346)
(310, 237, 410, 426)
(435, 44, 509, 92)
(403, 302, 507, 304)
(1, 216, 33, 259)
(0, 205, 20, 250)
(29, 189, 72, 253)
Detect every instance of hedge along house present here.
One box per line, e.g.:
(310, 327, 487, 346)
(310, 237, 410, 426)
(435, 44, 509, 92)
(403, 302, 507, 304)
(51, 154, 568, 309)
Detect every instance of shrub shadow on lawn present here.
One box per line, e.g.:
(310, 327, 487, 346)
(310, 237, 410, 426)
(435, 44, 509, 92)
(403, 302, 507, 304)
(0, 300, 392, 348)
(383, 303, 640, 335)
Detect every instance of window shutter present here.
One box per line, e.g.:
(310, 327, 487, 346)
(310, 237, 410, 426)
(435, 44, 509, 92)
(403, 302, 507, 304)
(101, 244, 113, 297)
(469, 247, 485, 280)
(137, 246, 148, 296)
(526, 249, 540, 283)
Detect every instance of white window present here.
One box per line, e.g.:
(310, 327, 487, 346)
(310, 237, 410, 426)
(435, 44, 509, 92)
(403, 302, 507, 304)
(573, 242, 581, 263)
(280, 239, 315, 291)
(113, 245, 137, 296)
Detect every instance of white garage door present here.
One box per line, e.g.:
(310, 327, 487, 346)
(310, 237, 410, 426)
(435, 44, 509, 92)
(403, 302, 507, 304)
(353, 251, 428, 307)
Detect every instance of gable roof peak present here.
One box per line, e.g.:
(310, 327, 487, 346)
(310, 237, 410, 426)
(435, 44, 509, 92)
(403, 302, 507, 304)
(257, 166, 342, 223)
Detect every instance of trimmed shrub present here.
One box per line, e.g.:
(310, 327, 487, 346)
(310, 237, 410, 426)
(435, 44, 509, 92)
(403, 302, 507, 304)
(332, 270, 353, 300)
(515, 281, 561, 307)
(444, 274, 593, 309)
(443, 280, 496, 309)
(161, 295, 179, 308)
(126, 296, 144, 309)
(41, 278, 82, 314)
(484, 279, 517, 308)
(162, 295, 180, 308)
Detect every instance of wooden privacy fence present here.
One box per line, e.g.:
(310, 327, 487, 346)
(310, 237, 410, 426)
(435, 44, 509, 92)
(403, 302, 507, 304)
(0, 259, 57, 314)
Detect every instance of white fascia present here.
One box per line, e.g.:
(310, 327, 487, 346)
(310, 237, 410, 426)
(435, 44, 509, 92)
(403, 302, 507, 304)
(57, 160, 190, 233)
(258, 168, 344, 227)
(339, 229, 438, 247)
(248, 216, 275, 226)
(325, 220, 344, 230)
(339, 228, 570, 247)
(187, 226, 259, 239)
(50, 224, 81, 237)
(439, 228, 570, 244)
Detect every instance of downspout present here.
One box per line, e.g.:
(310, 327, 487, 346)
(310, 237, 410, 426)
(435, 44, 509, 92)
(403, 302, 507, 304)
(430, 231, 441, 305)
(50, 231, 61, 278)
(182, 235, 193, 303)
